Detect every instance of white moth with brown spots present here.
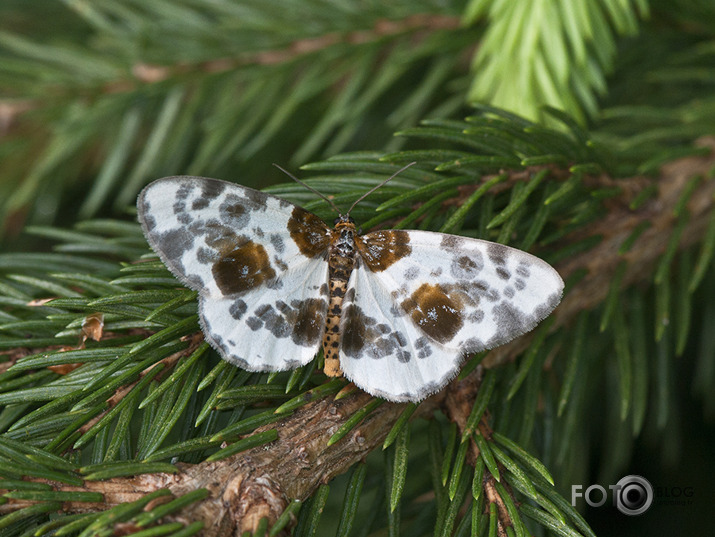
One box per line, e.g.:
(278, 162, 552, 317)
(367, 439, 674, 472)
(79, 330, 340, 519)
(138, 175, 564, 402)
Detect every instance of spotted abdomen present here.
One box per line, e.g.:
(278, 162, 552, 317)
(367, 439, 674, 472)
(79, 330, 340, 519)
(323, 219, 357, 377)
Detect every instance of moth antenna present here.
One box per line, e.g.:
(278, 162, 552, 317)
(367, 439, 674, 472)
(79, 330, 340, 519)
(347, 162, 417, 215)
(273, 163, 342, 215)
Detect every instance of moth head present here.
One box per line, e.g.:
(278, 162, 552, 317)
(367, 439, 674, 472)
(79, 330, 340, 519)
(334, 214, 356, 227)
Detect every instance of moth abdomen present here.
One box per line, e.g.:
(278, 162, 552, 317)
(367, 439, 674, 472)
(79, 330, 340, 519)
(323, 218, 357, 377)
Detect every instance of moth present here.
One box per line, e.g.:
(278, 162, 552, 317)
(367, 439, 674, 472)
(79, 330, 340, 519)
(137, 173, 563, 402)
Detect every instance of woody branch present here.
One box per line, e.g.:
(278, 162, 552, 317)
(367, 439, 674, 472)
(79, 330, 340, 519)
(2, 142, 714, 533)
(484, 137, 715, 368)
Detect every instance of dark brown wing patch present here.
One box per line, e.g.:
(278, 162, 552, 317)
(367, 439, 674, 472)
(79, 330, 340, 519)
(212, 239, 276, 294)
(341, 303, 367, 357)
(287, 206, 330, 258)
(400, 283, 464, 344)
(341, 304, 411, 362)
(291, 298, 327, 346)
(356, 230, 411, 272)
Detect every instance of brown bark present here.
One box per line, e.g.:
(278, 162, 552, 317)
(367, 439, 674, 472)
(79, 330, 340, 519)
(1, 391, 442, 536)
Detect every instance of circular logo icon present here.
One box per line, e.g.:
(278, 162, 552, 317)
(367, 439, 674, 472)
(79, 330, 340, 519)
(614, 475, 653, 515)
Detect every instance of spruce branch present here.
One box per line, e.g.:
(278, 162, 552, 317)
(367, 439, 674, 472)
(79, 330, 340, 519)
(0, 2, 471, 234)
(465, 0, 649, 122)
(443, 371, 523, 537)
(0, 389, 446, 536)
(0, 118, 713, 535)
(106, 14, 462, 92)
(75, 335, 203, 440)
(483, 136, 715, 369)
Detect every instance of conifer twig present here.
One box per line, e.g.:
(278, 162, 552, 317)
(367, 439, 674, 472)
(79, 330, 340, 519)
(0, 391, 446, 535)
(484, 137, 715, 368)
(1, 140, 714, 535)
(443, 368, 519, 535)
